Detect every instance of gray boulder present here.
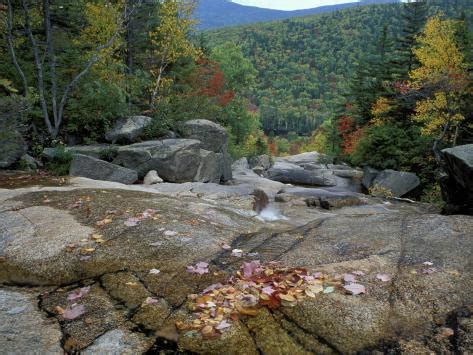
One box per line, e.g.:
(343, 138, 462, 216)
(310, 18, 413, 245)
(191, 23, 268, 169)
(372, 169, 420, 197)
(267, 161, 336, 187)
(113, 139, 229, 183)
(275, 152, 323, 165)
(0, 289, 62, 354)
(70, 154, 138, 184)
(105, 116, 152, 143)
(19, 154, 42, 170)
(0, 129, 27, 168)
(248, 154, 272, 170)
(68, 145, 118, 160)
(178, 119, 232, 180)
(232, 157, 249, 171)
(361, 166, 380, 189)
(178, 119, 227, 153)
(441, 144, 473, 214)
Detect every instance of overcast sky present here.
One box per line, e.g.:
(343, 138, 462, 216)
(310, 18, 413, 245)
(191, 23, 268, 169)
(232, 0, 359, 10)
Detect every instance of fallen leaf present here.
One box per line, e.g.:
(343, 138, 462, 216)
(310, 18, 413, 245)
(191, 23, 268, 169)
(55, 306, 65, 315)
(149, 269, 161, 275)
(63, 304, 85, 320)
(279, 294, 296, 302)
(164, 230, 178, 237)
(96, 218, 112, 226)
(343, 273, 356, 283)
(215, 320, 232, 330)
(423, 261, 434, 266)
(67, 286, 90, 301)
(241, 260, 262, 278)
(221, 244, 231, 250)
(305, 289, 316, 298)
(376, 273, 391, 282)
(187, 262, 209, 275)
(144, 297, 159, 305)
(323, 286, 335, 294)
(261, 286, 275, 295)
(308, 284, 324, 294)
(343, 283, 365, 295)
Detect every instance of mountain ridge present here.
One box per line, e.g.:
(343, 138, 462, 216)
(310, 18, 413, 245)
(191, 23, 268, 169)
(195, 0, 400, 30)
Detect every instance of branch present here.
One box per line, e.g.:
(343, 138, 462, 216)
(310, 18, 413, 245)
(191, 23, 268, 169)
(57, 0, 143, 127)
(6, 0, 28, 96)
(43, 0, 59, 129)
(21, 0, 53, 135)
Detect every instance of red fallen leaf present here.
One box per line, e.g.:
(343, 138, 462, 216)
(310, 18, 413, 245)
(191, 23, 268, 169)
(343, 283, 365, 295)
(63, 304, 85, 320)
(259, 294, 281, 309)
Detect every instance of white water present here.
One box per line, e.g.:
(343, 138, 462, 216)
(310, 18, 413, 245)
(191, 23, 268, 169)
(257, 204, 288, 222)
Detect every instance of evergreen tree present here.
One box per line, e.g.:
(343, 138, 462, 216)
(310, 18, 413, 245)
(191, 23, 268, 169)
(390, 0, 429, 80)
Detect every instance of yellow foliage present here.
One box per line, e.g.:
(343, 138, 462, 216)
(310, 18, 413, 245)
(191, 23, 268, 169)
(409, 16, 468, 142)
(76, 1, 125, 83)
(370, 97, 392, 126)
(148, 0, 200, 103)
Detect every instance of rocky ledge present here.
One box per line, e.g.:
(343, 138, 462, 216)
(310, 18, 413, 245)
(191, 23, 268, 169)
(1, 162, 472, 353)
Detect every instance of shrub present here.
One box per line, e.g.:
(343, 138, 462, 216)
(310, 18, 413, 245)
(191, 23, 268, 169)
(45, 146, 73, 176)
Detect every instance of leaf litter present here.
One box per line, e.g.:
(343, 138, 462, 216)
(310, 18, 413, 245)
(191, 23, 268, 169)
(179, 260, 361, 338)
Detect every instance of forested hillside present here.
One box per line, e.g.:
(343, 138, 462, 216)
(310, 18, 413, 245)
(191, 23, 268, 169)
(207, 1, 472, 135)
(194, 0, 399, 30)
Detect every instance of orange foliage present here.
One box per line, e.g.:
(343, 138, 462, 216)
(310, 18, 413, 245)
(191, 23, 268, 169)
(195, 58, 235, 106)
(342, 127, 366, 154)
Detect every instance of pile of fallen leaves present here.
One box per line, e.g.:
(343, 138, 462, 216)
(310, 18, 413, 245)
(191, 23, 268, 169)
(178, 261, 367, 338)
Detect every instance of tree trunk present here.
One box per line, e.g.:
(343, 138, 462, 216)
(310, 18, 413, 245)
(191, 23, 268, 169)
(21, 0, 54, 137)
(6, 0, 28, 96)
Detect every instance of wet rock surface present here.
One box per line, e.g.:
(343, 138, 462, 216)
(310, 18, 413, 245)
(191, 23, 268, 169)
(0, 175, 472, 354)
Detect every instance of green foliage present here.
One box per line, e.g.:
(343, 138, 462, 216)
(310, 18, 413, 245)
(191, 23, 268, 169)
(45, 146, 73, 176)
(64, 80, 129, 141)
(99, 146, 118, 162)
(349, 124, 432, 170)
(207, 1, 472, 135)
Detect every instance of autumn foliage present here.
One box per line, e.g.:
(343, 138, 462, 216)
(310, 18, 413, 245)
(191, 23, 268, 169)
(195, 59, 235, 106)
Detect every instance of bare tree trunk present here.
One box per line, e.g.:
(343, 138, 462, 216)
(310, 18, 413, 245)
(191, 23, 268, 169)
(6, 0, 28, 96)
(433, 121, 451, 164)
(453, 124, 460, 147)
(21, 0, 53, 136)
(43, 0, 59, 136)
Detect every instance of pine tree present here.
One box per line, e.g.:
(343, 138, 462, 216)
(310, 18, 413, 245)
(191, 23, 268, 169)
(391, 0, 429, 80)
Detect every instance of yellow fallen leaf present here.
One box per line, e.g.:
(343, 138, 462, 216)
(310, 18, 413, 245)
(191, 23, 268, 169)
(279, 294, 296, 302)
(55, 306, 65, 315)
(96, 218, 112, 226)
(81, 248, 95, 254)
(125, 282, 138, 287)
(91, 234, 103, 240)
(260, 293, 270, 300)
(308, 284, 324, 294)
(305, 289, 316, 298)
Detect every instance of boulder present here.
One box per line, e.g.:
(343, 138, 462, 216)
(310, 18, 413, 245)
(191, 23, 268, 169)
(361, 166, 380, 189)
(371, 169, 420, 197)
(68, 145, 118, 160)
(232, 157, 249, 171)
(441, 144, 473, 214)
(20, 154, 42, 170)
(275, 152, 323, 166)
(0, 129, 27, 168)
(178, 119, 227, 153)
(113, 139, 229, 183)
(105, 116, 152, 143)
(178, 119, 232, 181)
(0, 289, 62, 354)
(70, 154, 138, 184)
(266, 161, 336, 187)
(248, 154, 272, 170)
(143, 170, 163, 185)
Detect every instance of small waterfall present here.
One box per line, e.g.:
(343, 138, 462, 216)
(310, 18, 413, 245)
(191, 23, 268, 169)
(257, 204, 288, 222)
